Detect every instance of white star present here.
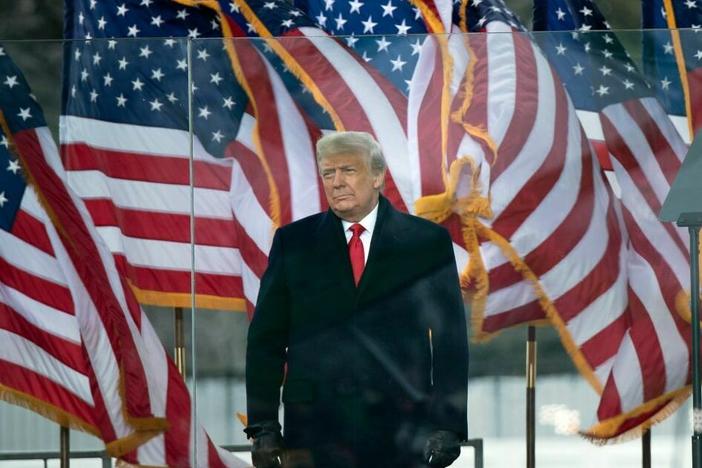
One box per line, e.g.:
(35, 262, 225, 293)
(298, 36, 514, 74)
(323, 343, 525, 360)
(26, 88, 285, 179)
(290, 10, 302, 17)
(390, 54, 406, 71)
(116, 94, 127, 107)
(229, 1, 239, 13)
(103, 73, 113, 86)
(663, 42, 674, 54)
(361, 51, 372, 62)
(164, 38, 177, 47)
(584, 42, 592, 52)
(222, 96, 235, 109)
(324, 0, 335, 11)
(604, 34, 614, 44)
(149, 99, 163, 111)
(197, 49, 210, 61)
(132, 78, 144, 91)
(661, 77, 672, 90)
(70, 85, 76, 97)
(685, 0, 697, 8)
(78, 11, 84, 24)
(7, 159, 20, 174)
(263, 1, 276, 8)
(555, 43, 567, 55)
(198, 106, 211, 119)
(361, 16, 377, 33)
(334, 13, 347, 30)
(3, 75, 18, 88)
(89, 89, 99, 102)
(579, 23, 591, 32)
(97, 16, 107, 29)
(176, 58, 188, 70)
(395, 19, 411, 35)
(151, 15, 164, 27)
(166, 92, 178, 103)
(176, 9, 189, 20)
(573, 63, 584, 75)
(696, 50, 702, 60)
(118, 57, 129, 70)
(141, 0, 153, 5)
(108, 40, 117, 49)
(17, 107, 31, 121)
(0, 135, 8, 147)
(80, 69, 89, 81)
(151, 68, 164, 81)
(74, 49, 81, 61)
(410, 38, 423, 56)
(580, 6, 593, 16)
(89, 0, 96, 9)
(349, 0, 363, 13)
(116, 3, 129, 16)
(127, 24, 140, 37)
(281, 18, 294, 28)
(623, 79, 634, 90)
(0, 192, 7, 208)
(315, 12, 327, 27)
(211, 130, 224, 142)
(477, 16, 487, 27)
(345, 34, 359, 47)
(139, 45, 153, 58)
(556, 7, 566, 20)
(188, 28, 200, 39)
(602, 49, 613, 59)
(381, 0, 397, 17)
(92, 52, 102, 65)
(210, 72, 223, 85)
(694, 24, 702, 32)
(376, 36, 391, 52)
(211, 19, 220, 30)
(599, 65, 612, 76)
(595, 85, 609, 96)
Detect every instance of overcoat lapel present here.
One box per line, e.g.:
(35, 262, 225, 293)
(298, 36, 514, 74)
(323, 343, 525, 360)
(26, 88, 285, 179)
(315, 209, 357, 302)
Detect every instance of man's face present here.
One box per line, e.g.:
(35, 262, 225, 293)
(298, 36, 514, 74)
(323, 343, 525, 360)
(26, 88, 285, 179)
(319, 152, 384, 222)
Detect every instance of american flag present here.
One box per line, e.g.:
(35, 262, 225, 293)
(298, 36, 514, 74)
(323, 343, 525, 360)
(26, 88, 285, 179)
(0, 44, 246, 467)
(426, 0, 628, 381)
(62, 0, 250, 311)
(534, 0, 692, 440)
(642, 0, 702, 140)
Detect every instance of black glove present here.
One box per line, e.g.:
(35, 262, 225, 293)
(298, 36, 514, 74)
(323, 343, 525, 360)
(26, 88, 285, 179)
(244, 421, 284, 468)
(422, 430, 461, 467)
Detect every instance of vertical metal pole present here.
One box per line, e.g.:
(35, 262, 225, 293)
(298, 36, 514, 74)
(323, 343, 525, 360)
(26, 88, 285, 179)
(174, 307, 186, 376)
(526, 326, 537, 468)
(690, 226, 701, 468)
(642, 428, 651, 468)
(59, 426, 69, 468)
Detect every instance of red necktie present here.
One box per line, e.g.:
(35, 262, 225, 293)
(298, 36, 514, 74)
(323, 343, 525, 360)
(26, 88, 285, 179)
(348, 223, 365, 286)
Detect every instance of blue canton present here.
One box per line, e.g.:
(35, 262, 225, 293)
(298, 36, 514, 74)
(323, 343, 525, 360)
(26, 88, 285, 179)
(63, 0, 248, 157)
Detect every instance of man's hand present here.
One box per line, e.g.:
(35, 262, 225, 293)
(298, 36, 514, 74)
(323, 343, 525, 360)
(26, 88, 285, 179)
(252, 431, 284, 468)
(422, 430, 461, 467)
(244, 421, 284, 468)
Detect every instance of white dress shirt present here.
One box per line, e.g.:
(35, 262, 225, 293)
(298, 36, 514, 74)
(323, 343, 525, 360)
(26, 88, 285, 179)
(341, 201, 379, 265)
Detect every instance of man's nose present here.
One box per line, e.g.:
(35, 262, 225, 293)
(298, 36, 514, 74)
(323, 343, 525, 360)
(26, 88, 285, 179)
(332, 170, 344, 186)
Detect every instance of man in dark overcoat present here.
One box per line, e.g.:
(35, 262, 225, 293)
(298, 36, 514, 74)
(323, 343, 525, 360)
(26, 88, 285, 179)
(244, 131, 469, 468)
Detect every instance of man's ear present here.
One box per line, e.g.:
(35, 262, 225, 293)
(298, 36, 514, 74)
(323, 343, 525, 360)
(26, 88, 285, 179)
(373, 169, 386, 190)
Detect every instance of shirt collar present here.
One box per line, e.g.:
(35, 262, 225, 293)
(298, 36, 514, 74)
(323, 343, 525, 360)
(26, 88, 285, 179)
(341, 200, 379, 236)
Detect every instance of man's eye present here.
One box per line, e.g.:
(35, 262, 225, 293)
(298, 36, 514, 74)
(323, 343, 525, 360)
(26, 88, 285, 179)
(344, 168, 356, 173)
(322, 172, 334, 179)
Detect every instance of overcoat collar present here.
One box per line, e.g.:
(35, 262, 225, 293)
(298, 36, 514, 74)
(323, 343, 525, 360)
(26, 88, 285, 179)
(314, 195, 410, 307)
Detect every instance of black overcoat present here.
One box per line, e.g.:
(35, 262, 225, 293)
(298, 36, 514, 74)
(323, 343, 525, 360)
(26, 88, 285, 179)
(246, 196, 469, 468)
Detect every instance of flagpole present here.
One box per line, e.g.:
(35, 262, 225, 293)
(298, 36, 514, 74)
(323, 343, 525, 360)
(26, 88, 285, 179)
(174, 307, 186, 376)
(689, 223, 701, 468)
(642, 428, 651, 468)
(677, 213, 702, 468)
(526, 325, 537, 468)
(60, 426, 70, 468)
